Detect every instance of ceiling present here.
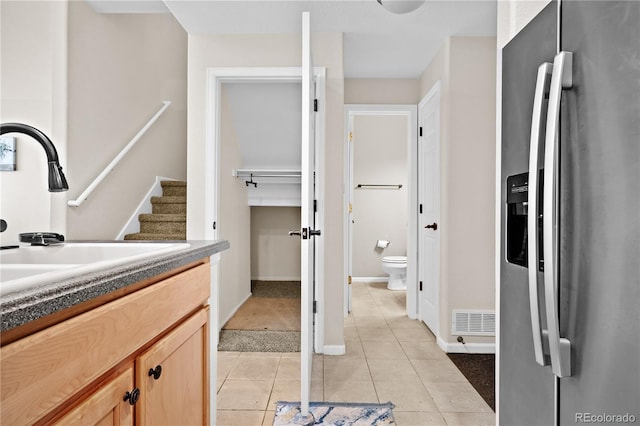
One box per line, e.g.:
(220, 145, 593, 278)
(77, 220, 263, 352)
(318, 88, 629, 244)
(86, 0, 497, 78)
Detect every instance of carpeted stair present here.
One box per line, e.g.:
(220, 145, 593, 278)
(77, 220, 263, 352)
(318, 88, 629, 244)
(124, 180, 187, 241)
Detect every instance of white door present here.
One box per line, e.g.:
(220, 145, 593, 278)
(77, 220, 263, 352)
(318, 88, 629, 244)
(418, 82, 441, 335)
(300, 11, 316, 417)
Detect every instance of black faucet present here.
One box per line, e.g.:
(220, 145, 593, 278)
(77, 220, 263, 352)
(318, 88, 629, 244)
(0, 123, 69, 192)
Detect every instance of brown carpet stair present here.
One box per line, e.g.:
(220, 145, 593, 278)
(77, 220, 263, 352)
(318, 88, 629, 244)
(124, 180, 187, 241)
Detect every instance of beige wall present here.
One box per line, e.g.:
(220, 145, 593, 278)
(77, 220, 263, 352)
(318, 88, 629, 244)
(187, 32, 345, 347)
(0, 1, 68, 246)
(345, 79, 419, 104)
(251, 207, 301, 280)
(219, 87, 252, 327)
(0, 1, 187, 244)
(419, 37, 497, 346)
(66, 1, 187, 239)
(352, 114, 408, 277)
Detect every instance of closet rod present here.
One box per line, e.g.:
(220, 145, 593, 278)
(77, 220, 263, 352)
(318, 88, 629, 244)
(356, 184, 403, 189)
(233, 169, 301, 179)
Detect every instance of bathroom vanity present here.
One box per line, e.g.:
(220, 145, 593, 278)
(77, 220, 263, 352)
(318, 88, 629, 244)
(0, 240, 229, 425)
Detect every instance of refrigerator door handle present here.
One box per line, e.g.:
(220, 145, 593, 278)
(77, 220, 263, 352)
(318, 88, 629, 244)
(543, 51, 573, 378)
(528, 62, 553, 367)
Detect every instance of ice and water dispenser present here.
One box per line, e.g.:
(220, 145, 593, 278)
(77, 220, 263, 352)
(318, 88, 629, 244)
(506, 172, 544, 271)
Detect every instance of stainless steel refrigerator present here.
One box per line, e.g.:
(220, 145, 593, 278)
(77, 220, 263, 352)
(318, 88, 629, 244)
(500, 1, 639, 425)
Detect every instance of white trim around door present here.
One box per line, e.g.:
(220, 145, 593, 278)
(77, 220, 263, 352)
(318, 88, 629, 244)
(343, 104, 418, 318)
(203, 67, 326, 355)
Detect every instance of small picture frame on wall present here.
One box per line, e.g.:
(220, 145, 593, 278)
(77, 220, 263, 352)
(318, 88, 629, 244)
(0, 136, 17, 171)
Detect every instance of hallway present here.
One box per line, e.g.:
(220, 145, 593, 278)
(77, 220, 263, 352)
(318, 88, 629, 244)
(217, 282, 494, 425)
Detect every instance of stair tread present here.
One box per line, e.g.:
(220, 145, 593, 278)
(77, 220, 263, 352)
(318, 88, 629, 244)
(160, 180, 186, 187)
(150, 196, 186, 203)
(124, 233, 186, 241)
(139, 213, 186, 222)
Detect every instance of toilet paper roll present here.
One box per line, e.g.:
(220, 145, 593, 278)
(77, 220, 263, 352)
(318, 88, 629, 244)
(376, 240, 390, 249)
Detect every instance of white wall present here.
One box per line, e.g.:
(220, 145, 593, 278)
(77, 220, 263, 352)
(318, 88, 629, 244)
(419, 37, 497, 347)
(352, 114, 408, 277)
(0, 1, 68, 246)
(187, 32, 345, 347)
(218, 86, 252, 327)
(251, 207, 301, 281)
(66, 1, 187, 239)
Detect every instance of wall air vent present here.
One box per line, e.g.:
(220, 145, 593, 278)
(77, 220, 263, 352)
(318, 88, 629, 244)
(452, 310, 495, 336)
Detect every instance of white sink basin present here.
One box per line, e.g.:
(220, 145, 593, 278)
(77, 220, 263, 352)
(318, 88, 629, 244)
(0, 242, 191, 296)
(1, 264, 76, 282)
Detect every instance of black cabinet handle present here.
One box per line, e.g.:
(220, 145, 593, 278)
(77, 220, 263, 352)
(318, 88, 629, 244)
(123, 387, 140, 405)
(425, 223, 438, 230)
(148, 365, 162, 380)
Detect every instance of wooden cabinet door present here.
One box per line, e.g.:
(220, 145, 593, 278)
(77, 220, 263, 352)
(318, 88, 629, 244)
(55, 367, 134, 426)
(136, 308, 209, 426)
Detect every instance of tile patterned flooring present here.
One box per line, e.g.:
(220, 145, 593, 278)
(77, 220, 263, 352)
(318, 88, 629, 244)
(217, 282, 495, 425)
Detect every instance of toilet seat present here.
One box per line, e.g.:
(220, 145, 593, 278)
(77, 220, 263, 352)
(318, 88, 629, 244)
(382, 256, 407, 264)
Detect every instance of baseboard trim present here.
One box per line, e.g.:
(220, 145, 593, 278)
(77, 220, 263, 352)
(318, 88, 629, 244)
(323, 344, 346, 355)
(352, 277, 388, 283)
(219, 292, 252, 333)
(436, 337, 496, 354)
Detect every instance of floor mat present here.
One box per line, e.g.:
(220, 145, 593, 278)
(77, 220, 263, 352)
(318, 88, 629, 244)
(273, 401, 395, 426)
(218, 330, 300, 352)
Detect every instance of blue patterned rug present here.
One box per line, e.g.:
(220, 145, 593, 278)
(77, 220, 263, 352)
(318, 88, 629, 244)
(273, 401, 395, 425)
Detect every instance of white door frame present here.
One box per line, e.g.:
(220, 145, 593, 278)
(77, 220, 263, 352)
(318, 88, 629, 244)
(343, 104, 418, 318)
(417, 82, 441, 336)
(204, 67, 326, 354)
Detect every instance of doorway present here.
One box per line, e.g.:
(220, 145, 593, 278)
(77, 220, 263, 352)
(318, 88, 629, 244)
(204, 68, 325, 353)
(343, 105, 418, 318)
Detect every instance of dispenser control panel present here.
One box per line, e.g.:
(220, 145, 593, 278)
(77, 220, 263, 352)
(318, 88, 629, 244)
(506, 172, 544, 271)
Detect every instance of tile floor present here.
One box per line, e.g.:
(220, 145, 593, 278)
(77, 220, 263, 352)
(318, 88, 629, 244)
(217, 282, 495, 425)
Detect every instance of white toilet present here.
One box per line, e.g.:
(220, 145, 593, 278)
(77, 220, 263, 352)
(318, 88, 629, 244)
(381, 256, 407, 291)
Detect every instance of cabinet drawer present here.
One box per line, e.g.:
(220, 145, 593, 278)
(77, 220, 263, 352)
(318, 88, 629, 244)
(1, 262, 210, 425)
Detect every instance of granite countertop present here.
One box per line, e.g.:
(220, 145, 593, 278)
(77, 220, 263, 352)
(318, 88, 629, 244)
(0, 240, 229, 333)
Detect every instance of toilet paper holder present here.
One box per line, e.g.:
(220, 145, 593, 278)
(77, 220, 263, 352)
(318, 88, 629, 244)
(376, 240, 390, 249)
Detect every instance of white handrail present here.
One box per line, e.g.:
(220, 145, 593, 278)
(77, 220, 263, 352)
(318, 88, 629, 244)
(68, 101, 171, 207)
